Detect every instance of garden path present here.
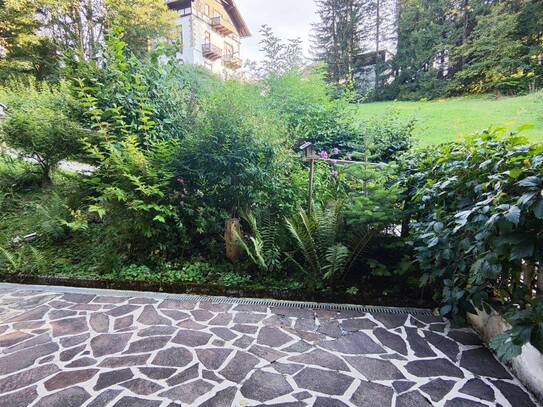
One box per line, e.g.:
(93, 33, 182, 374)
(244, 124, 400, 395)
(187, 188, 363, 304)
(0, 283, 539, 407)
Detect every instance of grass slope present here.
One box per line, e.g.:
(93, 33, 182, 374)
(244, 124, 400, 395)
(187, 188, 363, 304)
(357, 92, 543, 146)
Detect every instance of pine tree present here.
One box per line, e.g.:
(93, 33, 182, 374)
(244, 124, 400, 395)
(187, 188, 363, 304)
(312, 0, 366, 86)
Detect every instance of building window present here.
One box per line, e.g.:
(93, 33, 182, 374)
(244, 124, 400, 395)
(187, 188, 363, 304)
(204, 3, 210, 16)
(204, 31, 210, 44)
(205, 61, 213, 70)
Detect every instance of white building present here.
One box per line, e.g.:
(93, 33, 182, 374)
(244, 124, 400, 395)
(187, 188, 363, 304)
(166, 0, 251, 77)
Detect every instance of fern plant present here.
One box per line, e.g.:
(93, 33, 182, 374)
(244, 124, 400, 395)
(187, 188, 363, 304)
(235, 210, 283, 274)
(286, 202, 375, 289)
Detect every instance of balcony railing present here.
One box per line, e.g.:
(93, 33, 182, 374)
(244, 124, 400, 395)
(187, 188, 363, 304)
(223, 54, 242, 69)
(202, 43, 222, 60)
(211, 16, 234, 36)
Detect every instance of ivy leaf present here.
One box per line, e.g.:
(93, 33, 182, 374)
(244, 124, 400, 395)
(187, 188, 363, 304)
(505, 206, 521, 225)
(517, 176, 541, 188)
(534, 199, 543, 219)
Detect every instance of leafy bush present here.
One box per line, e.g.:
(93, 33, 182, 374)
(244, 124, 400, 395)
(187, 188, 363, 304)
(0, 81, 83, 183)
(286, 202, 375, 290)
(263, 71, 360, 150)
(401, 129, 543, 359)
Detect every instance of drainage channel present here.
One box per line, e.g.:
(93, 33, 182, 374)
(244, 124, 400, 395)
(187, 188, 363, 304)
(0, 282, 435, 316)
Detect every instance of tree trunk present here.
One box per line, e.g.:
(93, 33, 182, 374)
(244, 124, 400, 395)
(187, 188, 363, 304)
(374, 0, 381, 92)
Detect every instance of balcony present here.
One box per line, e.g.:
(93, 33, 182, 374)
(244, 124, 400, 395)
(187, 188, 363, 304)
(211, 16, 234, 36)
(223, 54, 242, 69)
(202, 43, 222, 60)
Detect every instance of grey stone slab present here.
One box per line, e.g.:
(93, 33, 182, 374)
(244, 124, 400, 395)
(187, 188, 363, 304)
(166, 363, 199, 386)
(196, 347, 233, 369)
(59, 344, 85, 362)
(395, 390, 433, 407)
(241, 370, 294, 402)
(490, 379, 537, 407)
(424, 330, 460, 361)
(444, 399, 487, 407)
(114, 314, 133, 330)
(419, 378, 456, 402)
(44, 369, 99, 391)
(60, 293, 96, 304)
(345, 356, 405, 380)
(138, 325, 177, 337)
(159, 379, 214, 404)
(211, 327, 238, 341)
(405, 358, 464, 378)
(137, 305, 171, 325)
(120, 378, 164, 395)
(98, 354, 151, 368)
(373, 314, 408, 329)
(124, 336, 170, 354)
(200, 386, 237, 407)
(220, 350, 260, 382)
(0, 342, 59, 375)
(460, 349, 512, 379)
(447, 330, 483, 346)
(0, 385, 38, 407)
(35, 386, 91, 407)
(94, 368, 134, 391)
(139, 367, 176, 380)
(314, 397, 349, 406)
(51, 317, 88, 337)
(0, 364, 59, 393)
(0, 330, 32, 347)
(107, 304, 139, 317)
(235, 312, 267, 324)
(350, 381, 394, 406)
(290, 349, 350, 371)
(172, 329, 212, 346)
(89, 313, 109, 333)
(405, 327, 437, 357)
(249, 344, 287, 362)
(294, 367, 353, 395)
(341, 318, 376, 332)
(459, 379, 495, 401)
(318, 331, 385, 354)
(152, 347, 193, 367)
(112, 396, 162, 407)
(91, 333, 132, 357)
(87, 389, 122, 407)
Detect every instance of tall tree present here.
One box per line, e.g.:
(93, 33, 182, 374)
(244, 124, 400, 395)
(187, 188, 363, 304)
(312, 0, 366, 85)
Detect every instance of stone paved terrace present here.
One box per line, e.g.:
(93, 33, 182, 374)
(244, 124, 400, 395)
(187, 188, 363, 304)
(0, 284, 539, 407)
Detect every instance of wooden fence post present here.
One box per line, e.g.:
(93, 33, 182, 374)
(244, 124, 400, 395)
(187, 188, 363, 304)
(225, 218, 241, 262)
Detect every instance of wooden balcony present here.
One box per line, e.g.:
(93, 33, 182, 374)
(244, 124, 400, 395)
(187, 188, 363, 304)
(202, 43, 222, 60)
(211, 16, 234, 36)
(223, 54, 242, 69)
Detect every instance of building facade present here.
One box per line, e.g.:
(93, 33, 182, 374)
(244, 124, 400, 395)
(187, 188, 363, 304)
(166, 0, 250, 77)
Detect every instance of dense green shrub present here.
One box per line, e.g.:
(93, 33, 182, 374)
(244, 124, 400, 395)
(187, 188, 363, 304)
(263, 71, 360, 150)
(172, 80, 306, 255)
(401, 129, 543, 359)
(0, 81, 83, 183)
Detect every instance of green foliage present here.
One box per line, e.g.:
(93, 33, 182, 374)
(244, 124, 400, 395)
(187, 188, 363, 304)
(235, 211, 283, 274)
(371, 0, 543, 99)
(263, 71, 360, 150)
(286, 203, 375, 289)
(0, 80, 83, 182)
(490, 298, 543, 361)
(401, 129, 543, 358)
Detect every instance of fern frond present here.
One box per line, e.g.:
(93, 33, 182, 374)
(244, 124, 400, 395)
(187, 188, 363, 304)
(323, 244, 350, 281)
(0, 246, 18, 270)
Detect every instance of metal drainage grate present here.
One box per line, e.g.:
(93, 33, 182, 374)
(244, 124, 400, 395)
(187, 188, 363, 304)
(0, 283, 435, 316)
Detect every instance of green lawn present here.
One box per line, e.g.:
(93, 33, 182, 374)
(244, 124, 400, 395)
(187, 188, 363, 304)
(357, 92, 543, 146)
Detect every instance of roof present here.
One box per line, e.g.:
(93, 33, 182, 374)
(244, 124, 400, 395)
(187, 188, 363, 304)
(219, 0, 251, 38)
